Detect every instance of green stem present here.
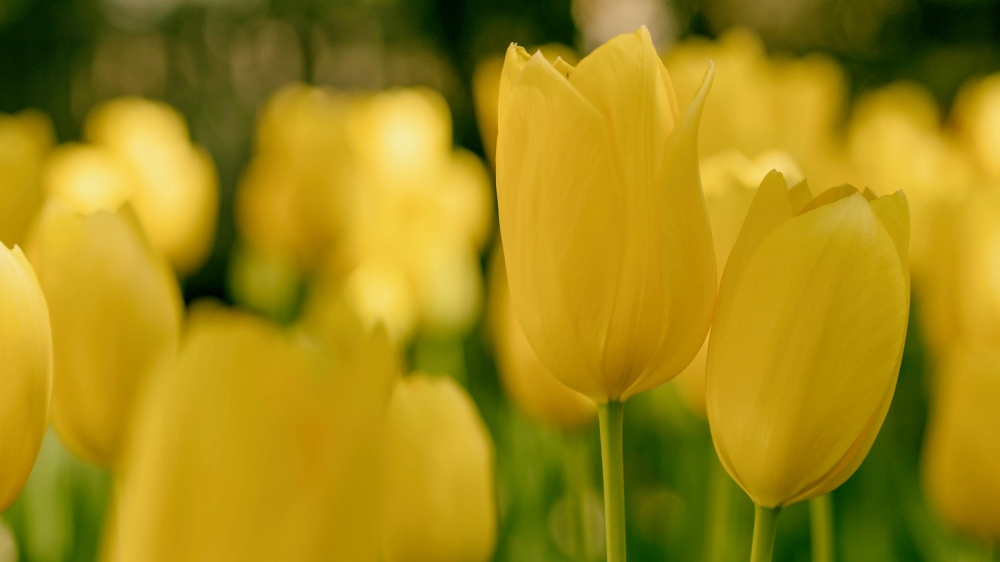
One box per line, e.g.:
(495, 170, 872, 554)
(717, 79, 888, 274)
(598, 401, 626, 562)
(563, 432, 591, 561)
(809, 495, 834, 562)
(750, 504, 782, 562)
(705, 451, 733, 562)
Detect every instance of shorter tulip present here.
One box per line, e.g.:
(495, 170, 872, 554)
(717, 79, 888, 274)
(0, 243, 53, 511)
(381, 374, 497, 562)
(706, 172, 910, 560)
(27, 166, 182, 467)
(0, 110, 55, 245)
(923, 344, 1000, 541)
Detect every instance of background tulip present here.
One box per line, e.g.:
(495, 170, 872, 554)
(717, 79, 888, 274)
(381, 374, 496, 562)
(0, 111, 55, 247)
(707, 172, 910, 510)
(27, 192, 182, 468)
(106, 306, 397, 562)
(0, 243, 53, 512)
(922, 344, 1000, 542)
(496, 27, 716, 403)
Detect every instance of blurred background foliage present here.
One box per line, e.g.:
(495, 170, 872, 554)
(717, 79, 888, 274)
(1, 0, 999, 561)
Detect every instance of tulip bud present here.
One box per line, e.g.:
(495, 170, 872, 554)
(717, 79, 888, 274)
(707, 172, 910, 508)
(0, 243, 53, 511)
(381, 375, 496, 562)
(84, 97, 219, 276)
(106, 307, 398, 562)
(27, 167, 182, 467)
(922, 344, 1000, 541)
(0, 110, 55, 245)
(496, 26, 716, 403)
(487, 244, 595, 429)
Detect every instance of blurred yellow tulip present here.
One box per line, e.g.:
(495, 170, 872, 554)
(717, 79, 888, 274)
(674, 150, 803, 417)
(381, 374, 496, 562)
(0, 110, 55, 246)
(487, 244, 595, 429)
(947, 187, 1000, 349)
(954, 72, 1000, 180)
(0, 243, 53, 511)
(922, 344, 1000, 541)
(106, 306, 397, 562)
(26, 195, 182, 468)
(496, 27, 716, 402)
(707, 172, 910, 508)
(84, 97, 219, 276)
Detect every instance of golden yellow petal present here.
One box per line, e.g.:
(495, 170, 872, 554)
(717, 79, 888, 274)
(496, 44, 532, 138)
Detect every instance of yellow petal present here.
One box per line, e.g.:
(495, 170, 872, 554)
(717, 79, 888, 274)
(0, 243, 52, 511)
(496, 44, 531, 138)
(708, 193, 908, 507)
(26, 200, 182, 467)
(787, 178, 813, 214)
(497, 51, 623, 400)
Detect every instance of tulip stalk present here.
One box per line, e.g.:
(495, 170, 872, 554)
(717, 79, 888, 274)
(598, 401, 626, 562)
(810, 495, 834, 562)
(750, 505, 781, 562)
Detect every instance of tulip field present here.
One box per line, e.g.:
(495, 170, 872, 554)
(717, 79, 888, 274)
(0, 0, 998, 561)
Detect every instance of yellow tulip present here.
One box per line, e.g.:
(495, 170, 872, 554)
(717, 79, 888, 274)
(0, 110, 55, 245)
(84, 97, 219, 276)
(496, 26, 716, 402)
(0, 243, 53, 511)
(954, 72, 1000, 179)
(706, 172, 910, 509)
(487, 244, 595, 429)
(947, 187, 1000, 349)
(674, 150, 803, 417)
(26, 195, 182, 468)
(922, 344, 1000, 541)
(381, 374, 496, 562)
(106, 306, 397, 562)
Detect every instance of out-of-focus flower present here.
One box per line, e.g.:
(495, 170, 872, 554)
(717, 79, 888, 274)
(673, 150, 802, 417)
(106, 306, 397, 562)
(954, 72, 1000, 180)
(922, 343, 1000, 541)
(497, 27, 715, 402)
(226, 245, 303, 324)
(945, 187, 1000, 349)
(27, 155, 182, 467)
(473, 44, 578, 167)
(487, 244, 595, 429)
(707, 173, 910, 508)
(84, 97, 219, 276)
(236, 85, 353, 272)
(381, 374, 496, 562)
(0, 242, 52, 512)
(0, 110, 55, 246)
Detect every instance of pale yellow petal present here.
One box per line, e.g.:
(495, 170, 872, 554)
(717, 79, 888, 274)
(496, 44, 531, 137)
(708, 193, 908, 507)
(497, 52, 623, 400)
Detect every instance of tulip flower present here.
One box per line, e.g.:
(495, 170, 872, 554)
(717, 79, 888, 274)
(922, 344, 1000, 542)
(84, 97, 219, 276)
(381, 374, 496, 562)
(706, 172, 910, 561)
(497, 26, 715, 562)
(0, 110, 55, 246)
(27, 154, 182, 467)
(105, 306, 398, 562)
(487, 244, 595, 429)
(0, 243, 53, 511)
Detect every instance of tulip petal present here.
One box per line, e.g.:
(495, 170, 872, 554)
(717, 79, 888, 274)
(497, 44, 531, 136)
(788, 178, 813, 214)
(497, 52, 623, 400)
(708, 193, 908, 507)
(620, 62, 718, 399)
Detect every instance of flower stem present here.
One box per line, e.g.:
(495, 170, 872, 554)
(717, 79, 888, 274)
(810, 495, 834, 562)
(705, 450, 734, 562)
(750, 504, 782, 562)
(598, 400, 626, 562)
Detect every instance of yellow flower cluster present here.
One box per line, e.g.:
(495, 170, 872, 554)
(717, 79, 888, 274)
(234, 85, 494, 343)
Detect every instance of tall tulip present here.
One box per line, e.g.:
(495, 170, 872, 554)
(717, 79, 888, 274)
(27, 150, 182, 467)
(923, 344, 1000, 542)
(380, 374, 496, 562)
(0, 110, 55, 246)
(0, 243, 53, 511)
(105, 306, 397, 561)
(706, 172, 910, 561)
(496, 26, 715, 561)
